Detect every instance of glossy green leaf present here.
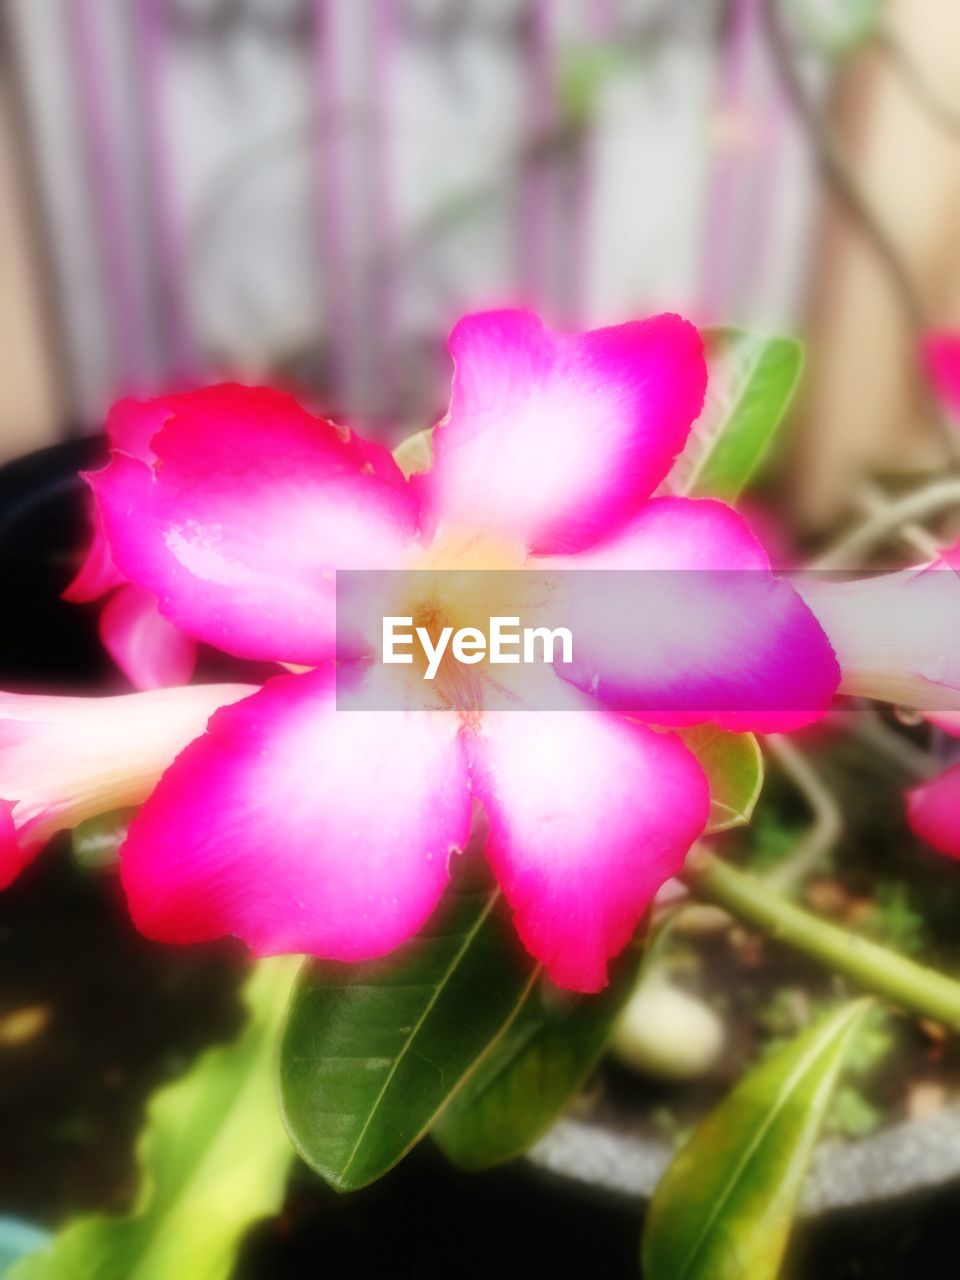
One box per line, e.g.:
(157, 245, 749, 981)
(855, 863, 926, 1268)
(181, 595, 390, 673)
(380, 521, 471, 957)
(70, 808, 136, 874)
(642, 998, 871, 1280)
(10, 958, 299, 1280)
(674, 330, 803, 501)
(433, 942, 642, 1169)
(679, 727, 763, 834)
(278, 860, 538, 1191)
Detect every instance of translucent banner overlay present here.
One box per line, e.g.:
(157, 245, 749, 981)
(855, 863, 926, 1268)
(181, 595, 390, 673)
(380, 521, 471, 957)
(334, 566, 960, 714)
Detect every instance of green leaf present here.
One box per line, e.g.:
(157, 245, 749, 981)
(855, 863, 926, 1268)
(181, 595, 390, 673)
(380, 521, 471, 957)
(10, 958, 300, 1280)
(278, 860, 538, 1191)
(70, 808, 136, 874)
(433, 942, 642, 1170)
(557, 44, 632, 125)
(674, 330, 803, 501)
(678, 727, 763, 834)
(642, 998, 871, 1280)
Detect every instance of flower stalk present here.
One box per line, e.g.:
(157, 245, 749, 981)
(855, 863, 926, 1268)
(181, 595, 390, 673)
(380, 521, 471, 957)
(683, 848, 960, 1031)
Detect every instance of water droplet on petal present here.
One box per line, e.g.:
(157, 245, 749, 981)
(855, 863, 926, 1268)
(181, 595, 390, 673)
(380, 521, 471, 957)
(920, 653, 951, 683)
(894, 704, 925, 727)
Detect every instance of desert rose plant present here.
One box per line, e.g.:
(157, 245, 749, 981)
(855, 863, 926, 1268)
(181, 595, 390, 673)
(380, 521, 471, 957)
(6, 311, 960, 1280)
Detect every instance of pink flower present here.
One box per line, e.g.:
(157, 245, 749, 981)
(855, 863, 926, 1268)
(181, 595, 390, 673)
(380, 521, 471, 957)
(902, 542, 960, 858)
(64, 397, 198, 690)
(796, 557, 960, 715)
(0, 684, 254, 887)
(922, 330, 960, 425)
(4, 311, 839, 990)
(907, 717, 960, 860)
(894, 343, 960, 855)
(803, 535, 960, 861)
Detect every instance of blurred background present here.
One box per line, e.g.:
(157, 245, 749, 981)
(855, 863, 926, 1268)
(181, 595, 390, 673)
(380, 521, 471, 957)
(3, 0, 959, 532)
(6, 6, 960, 1276)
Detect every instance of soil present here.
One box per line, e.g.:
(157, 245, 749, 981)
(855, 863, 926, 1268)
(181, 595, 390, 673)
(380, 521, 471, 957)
(5, 442, 960, 1278)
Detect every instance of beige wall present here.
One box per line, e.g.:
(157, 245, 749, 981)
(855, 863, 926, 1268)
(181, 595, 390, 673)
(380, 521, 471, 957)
(0, 71, 61, 464)
(793, 0, 960, 529)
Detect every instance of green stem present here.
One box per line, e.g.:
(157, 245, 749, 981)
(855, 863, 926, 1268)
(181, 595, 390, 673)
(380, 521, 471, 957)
(682, 850, 960, 1031)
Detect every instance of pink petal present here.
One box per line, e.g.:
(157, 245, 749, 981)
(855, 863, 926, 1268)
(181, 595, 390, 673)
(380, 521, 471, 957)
(543, 495, 770, 570)
(0, 683, 253, 887)
(467, 701, 710, 991)
(99, 585, 198, 690)
(63, 397, 178, 604)
(922, 331, 960, 424)
(0, 799, 25, 889)
(120, 669, 472, 960)
(421, 310, 707, 554)
(908, 764, 960, 859)
(547, 498, 839, 732)
(797, 563, 960, 715)
(89, 385, 422, 666)
(62, 515, 125, 603)
(105, 395, 178, 460)
(929, 712, 960, 737)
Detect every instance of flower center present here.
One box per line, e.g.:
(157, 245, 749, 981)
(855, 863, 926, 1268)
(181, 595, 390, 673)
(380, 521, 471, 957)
(400, 526, 529, 717)
(416, 525, 527, 574)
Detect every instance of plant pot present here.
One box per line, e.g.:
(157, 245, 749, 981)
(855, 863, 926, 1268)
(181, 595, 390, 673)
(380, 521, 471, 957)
(0, 437, 109, 687)
(4, 442, 960, 1231)
(529, 1099, 960, 1214)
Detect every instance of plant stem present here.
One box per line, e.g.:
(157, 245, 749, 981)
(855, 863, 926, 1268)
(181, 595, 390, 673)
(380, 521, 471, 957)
(762, 735, 842, 893)
(810, 478, 960, 569)
(682, 849, 960, 1031)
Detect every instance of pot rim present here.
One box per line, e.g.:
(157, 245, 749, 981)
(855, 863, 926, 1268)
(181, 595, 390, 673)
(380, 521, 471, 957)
(529, 1105, 960, 1214)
